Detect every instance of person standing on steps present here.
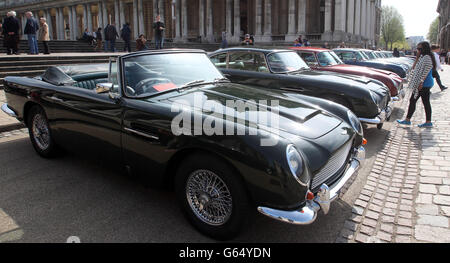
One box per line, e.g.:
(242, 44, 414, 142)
(153, 15, 165, 50)
(24, 11, 39, 55)
(121, 23, 131, 52)
(38, 17, 50, 54)
(3, 11, 20, 55)
(397, 41, 436, 128)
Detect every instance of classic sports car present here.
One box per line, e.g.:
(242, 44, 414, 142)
(291, 47, 405, 101)
(209, 48, 393, 129)
(2, 49, 365, 240)
(360, 49, 414, 70)
(333, 48, 409, 79)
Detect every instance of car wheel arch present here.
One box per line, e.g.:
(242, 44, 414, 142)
(163, 147, 254, 203)
(23, 101, 42, 127)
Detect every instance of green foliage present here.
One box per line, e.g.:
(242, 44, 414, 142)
(380, 6, 406, 50)
(427, 17, 440, 44)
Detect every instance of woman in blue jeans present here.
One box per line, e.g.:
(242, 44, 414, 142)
(398, 41, 436, 128)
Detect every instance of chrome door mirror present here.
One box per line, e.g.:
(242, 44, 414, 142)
(95, 83, 113, 94)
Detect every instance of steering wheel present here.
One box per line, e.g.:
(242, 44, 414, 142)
(134, 78, 172, 95)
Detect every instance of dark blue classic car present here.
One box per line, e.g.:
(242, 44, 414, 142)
(333, 48, 409, 80)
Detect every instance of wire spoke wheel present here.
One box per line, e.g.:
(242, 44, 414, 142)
(186, 169, 233, 226)
(32, 113, 50, 151)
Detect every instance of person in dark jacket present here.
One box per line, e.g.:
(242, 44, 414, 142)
(393, 48, 400, 57)
(153, 15, 165, 49)
(105, 23, 118, 52)
(24, 11, 39, 54)
(121, 23, 131, 52)
(94, 28, 103, 52)
(3, 11, 21, 55)
(103, 24, 109, 52)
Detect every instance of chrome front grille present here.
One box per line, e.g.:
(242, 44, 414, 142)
(311, 141, 353, 190)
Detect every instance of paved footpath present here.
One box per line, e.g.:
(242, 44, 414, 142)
(0, 90, 24, 132)
(336, 65, 450, 243)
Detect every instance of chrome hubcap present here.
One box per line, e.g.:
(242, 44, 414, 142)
(186, 169, 233, 226)
(32, 113, 50, 150)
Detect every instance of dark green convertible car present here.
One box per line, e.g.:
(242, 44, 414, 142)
(2, 49, 365, 240)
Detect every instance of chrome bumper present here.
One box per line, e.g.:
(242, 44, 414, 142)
(358, 102, 393, 125)
(1, 104, 17, 118)
(392, 88, 406, 102)
(258, 146, 365, 225)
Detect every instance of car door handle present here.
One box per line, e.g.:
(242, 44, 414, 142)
(281, 87, 304, 92)
(124, 127, 159, 140)
(48, 95, 65, 103)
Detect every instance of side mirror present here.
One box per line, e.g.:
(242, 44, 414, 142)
(96, 83, 113, 94)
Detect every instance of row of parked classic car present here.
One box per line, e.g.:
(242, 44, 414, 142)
(1, 46, 414, 240)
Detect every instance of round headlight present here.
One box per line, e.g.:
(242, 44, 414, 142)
(286, 145, 307, 186)
(347, 110, 363, 135)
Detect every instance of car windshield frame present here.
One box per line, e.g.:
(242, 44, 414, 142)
(119, 51, 226, 99)
(266, 51, 310, 74)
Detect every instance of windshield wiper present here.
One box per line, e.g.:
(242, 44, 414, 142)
(213, 77, 231, 83)
(177, 80, 206, 91)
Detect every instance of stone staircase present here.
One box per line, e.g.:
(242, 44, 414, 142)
(0, 39, 222, 54)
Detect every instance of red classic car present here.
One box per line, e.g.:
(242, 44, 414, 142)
(291, 47, 405, 101)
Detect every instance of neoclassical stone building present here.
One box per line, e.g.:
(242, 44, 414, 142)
(0, 0, 381, 47)
(438, 0, 449, 50)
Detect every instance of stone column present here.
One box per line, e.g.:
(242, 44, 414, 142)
(233, 0, 240, 43)
(72, 6, 78, 39)
(97, 3, 103, 32)
(158, 0, 165, 21)
(365, 0, 370, 40)
(361, 0, 366, 39)
(138, 0, 145, 35)
(133, 0, 139, 38)
(46, 9, 53, 40)
(347, 0, 355, 35)
(199, 0, 205, 40)
(87, 4, 93, 33)
(297, 0, 306, 35)
(102, 1, 108, 27)
(82, 4, 88, 32)
(226, 0, 233, 40)
(57, 7, 64, 40)
(354, 0, 361, 37)
(335, 0, 346, 32)
(174, 0, 181, 40)
(286, 0, 297, 41)
(114, 0, 120, 27)
(323, 0, 332, 41)
(68, 7, 73, 40)
(254, 0, 262, 40)
(371, 0, 376, 45)
(262, 0, 271, 42)
(206, 0, 214, 42)
(181, 0, 188, 40)
(119, 0, 125, 28)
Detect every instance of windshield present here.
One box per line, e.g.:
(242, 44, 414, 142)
(123, 53, 224, 97)
(267, 51, 309, 73)
(359, 51, 369, 60)
(363, 51, 377, 60)
(317, 51, 343, 66)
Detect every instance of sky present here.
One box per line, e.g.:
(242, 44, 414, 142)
(382, 0, 440, 39)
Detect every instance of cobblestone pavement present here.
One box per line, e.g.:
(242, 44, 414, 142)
(336, 65, 450, 243)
